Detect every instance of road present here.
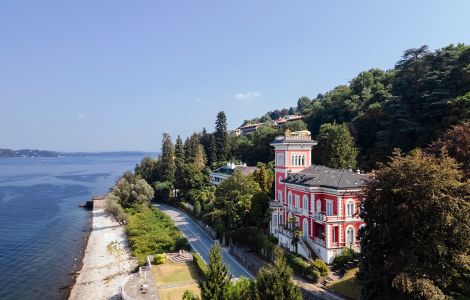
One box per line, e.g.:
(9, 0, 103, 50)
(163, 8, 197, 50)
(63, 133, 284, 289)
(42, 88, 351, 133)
(154, 203, 254, 279)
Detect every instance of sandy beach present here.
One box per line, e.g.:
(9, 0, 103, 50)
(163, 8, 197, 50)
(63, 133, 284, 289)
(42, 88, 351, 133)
(69, 209, 137, 300)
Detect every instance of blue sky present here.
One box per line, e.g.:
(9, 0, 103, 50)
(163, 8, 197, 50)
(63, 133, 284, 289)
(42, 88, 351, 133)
(1, 1, 469, 152)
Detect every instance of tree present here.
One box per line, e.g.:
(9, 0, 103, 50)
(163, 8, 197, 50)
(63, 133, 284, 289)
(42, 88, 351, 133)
(134, 157, 158, 185)
(429, 122, 470, 175)
(182, 290, 199, 300)
(174, 135, 185, 190)
(105, 195, 127, 225)
(215, 111, 229, 162)
(284, 120, 307, 132)
(112, 172, 154, 208)
(226, 277, 255, 300)
(255, 246, 302, 300)
(314, 123, 358, 169)
(214, 170, 261, 231)
(200, 244, 231, 300)
(208, 135, 217, 166)
(158, 133, 175, 183)
(194, 200, 201, 218)
(359, 150, 470, 299)
(297, 96, 312, 114)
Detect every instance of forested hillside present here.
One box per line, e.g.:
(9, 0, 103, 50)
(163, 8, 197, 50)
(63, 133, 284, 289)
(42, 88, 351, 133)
(241, 44, 470, 169)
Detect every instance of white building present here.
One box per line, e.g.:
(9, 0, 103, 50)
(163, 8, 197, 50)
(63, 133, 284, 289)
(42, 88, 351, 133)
(209, 162, 258, 185)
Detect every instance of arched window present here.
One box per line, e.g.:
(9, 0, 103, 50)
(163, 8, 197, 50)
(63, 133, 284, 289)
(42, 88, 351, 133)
(278, 176, 283, 184)
(303, 195, 308, 211)
(310, 194, 315, 212)
(288, 192, 292, 207)
(301, 155, 305, 166)
(346, 227, 355, 244)
(303, 219, 309, 237)
(316, 199, 321, 214)
(295, 195, 300, 208)
(346, 201, 355, 217)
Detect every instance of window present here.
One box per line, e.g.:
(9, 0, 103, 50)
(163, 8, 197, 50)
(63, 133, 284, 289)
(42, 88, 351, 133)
(295, 195, 300, 208)
(310, 194, 315, 212)
(291, 154, 306, 166)
(316, 199, 321, 214)
(303, 219, 309, 237)
(278, 176, 283, 184)
(288, 192, 292, 207)
(346, 201, 355, 217)
(326, 200, 333, 216)
(277, 191, 283, 203)
(346, 227, 355, 244)
(303, 195, 308, 211)
(280, 214, 283, 227)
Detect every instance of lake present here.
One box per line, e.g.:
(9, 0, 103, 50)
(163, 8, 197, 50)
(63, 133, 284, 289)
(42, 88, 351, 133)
(0, 155, 146, 300)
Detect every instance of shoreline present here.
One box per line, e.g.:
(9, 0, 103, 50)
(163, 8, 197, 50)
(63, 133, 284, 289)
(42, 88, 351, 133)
(61, 212, 93, 299)
(68, 208, 137, 300)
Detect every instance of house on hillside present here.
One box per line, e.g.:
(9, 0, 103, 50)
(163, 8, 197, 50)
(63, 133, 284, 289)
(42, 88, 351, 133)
(274, 114, 304, 127)
(237, 123, 263, 136)
(269, 130, 368, 263)
(209, 162, 258, 186)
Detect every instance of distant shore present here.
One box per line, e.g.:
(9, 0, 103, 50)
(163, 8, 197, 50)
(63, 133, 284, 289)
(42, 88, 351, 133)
(69, 209, 137, 300)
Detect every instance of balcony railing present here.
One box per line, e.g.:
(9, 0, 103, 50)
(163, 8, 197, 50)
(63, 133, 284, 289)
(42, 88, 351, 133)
(312, 212, 343, 222)
(288, 206, 303, 215)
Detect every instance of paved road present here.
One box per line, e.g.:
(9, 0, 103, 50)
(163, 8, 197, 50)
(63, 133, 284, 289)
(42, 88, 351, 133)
(154, 203, 254, 279)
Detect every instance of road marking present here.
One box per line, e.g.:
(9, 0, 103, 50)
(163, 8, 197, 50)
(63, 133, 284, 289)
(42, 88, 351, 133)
(155, 203, 255, 279)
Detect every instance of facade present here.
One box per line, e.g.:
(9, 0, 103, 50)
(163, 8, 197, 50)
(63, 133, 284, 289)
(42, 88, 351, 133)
(237, 123, 263, 136)
(269, 131, 368, 263)
(209, 162, 258, 186)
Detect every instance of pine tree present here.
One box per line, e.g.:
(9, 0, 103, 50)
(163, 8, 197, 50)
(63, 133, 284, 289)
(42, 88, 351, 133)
(158, 133, 175, 183)
(255, 246, 302, 300)
(200, 244, 231, 300)
(359, 150, 470, 299)
(208, 135, 217, 166)
(215, 111, 228, 162)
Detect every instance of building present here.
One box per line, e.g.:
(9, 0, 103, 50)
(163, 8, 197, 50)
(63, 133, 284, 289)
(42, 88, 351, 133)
(274, 114, 304, 127)
(237, 123, 263, 136)
(209, 162, 258, 186)
(269, 130, 368, 263)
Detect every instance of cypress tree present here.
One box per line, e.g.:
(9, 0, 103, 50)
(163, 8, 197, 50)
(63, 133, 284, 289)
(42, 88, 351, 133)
(200, 244, 231, 300)
(174, 135, 185, 190)
(255, 246, 302, 300)
(215, 111, 228, 162)
(158, 133, 175, 183)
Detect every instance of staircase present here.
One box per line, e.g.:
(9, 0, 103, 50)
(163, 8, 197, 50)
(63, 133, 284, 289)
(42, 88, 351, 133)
(302, 236, 320, 260)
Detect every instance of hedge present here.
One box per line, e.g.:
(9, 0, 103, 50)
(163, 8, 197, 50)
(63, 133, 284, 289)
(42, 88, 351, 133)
(192, 252, 208, 277)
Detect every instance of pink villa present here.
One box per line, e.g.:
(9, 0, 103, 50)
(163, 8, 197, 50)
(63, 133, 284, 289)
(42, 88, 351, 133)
(269, 130, 368, 263)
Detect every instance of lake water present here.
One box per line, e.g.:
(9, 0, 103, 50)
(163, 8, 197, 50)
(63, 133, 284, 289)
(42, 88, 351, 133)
(0, 155, 145, 300)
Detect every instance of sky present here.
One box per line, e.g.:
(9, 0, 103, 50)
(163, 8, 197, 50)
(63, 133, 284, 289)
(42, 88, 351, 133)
(1, 1, 469, 152)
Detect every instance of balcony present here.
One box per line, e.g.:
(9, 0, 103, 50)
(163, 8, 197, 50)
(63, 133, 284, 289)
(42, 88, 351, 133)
(312, 212, 342, 223)
(288, 206, 302, 215)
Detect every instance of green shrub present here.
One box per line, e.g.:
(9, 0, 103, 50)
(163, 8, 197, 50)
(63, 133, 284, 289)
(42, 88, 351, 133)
(332, 247, 357, 270)
(193, 252, 208, 277)
(126, 207, 184, 264)
(284, 252, 319, 282)
(175, 237, 191, 251)
(154, 254, 166, 265)
(311, 259, 329, 276)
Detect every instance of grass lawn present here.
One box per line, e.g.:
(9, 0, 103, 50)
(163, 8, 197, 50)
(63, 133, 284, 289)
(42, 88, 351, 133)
(158, 284, 200, 300)
(152, 260, 201, 300)
(327, 268, 361, 300)
(152, 260, 200, 284)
